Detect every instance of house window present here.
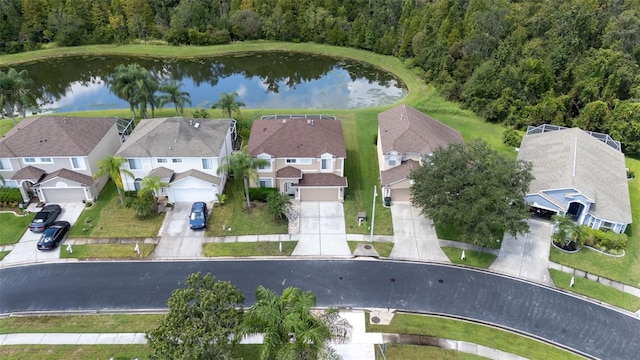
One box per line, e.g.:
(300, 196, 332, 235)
(128, 159, 142, 170)
(202, 158, 213, 169)
(388, 154, 397, 166)
(258, 155, 271, 171)
(134, 178, 142, 191)
(0, 158, 12, 170)
(71, 157, 85, 170)
(23, 157, 53, 164)
(286, 158, 311, 165)
(24, 157, 36, 164)
(286, 159, 297, 164)
(40, 157, 53, 163)
(172, 158, 183, 163)
(157, 158, 168, 163)
(601, 221, 614, 230)
(259, 178, 273, 188)
(321, 158, 331, 171)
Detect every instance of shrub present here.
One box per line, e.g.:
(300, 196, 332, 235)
(502, 128, 522, 148)
(248, 187, 278, 202)
(267, 192, 292, 220)
(576, 225, 627, 252)
(0, 187, 22, 205)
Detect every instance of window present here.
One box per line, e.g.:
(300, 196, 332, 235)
(286, 158, 311, 165)
(202, 158, 213, 169)
(388, 154, 397, 166)
(157, 158, 168, 163)
(23, 157, 53, 164)
(258, 155, 271, 171)
(321, 158, 331, 171)
(0, 158, 12, 170)
(259, 178, 273, 188)
(24, 157, 36, 164)
(128, 159, 142, 170)
(286, 159, 297, 164)
(71, 157, 85, 170)
(172, 158, 183, 163)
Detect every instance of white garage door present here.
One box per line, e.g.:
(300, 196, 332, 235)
(172, 188, 217, 203)
(41, 188, 86, 203)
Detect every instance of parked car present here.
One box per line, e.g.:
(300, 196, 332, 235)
(36, 221, 71, 250)
(189, 202, 208, 230)
(29, 204, 62, 233)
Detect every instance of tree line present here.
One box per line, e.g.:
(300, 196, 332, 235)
(1, 0, 639, 153)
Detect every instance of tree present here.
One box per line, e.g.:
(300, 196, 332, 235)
(410, 139, 533, 248)
(146, 272, 245, 360)
(211, 92, 245, 118)
(0, 68, 38, 125)
(266, 191, 292, 221)
(239, 286, 351, 360)
(94, 155, 133, 205)
(216, 148, 269, 209)
(105, 63, 159, 118)
(551, 214, 582, 249)
(140, 176, 169, 213)
(157, 80, 191, 116)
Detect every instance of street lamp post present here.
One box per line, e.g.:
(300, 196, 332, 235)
(371, 185, 377, 241)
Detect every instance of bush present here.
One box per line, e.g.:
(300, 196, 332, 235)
(577, 225, 627, 252)
(248, 187, 278, 202)
(267, 192, 292, 220)
(502, 129, 522, 148)
(0, 187, 22, 205)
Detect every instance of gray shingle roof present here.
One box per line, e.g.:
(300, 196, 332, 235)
(172, 169, 221, 186)
(116, 118, 233, 158)
(148, 166, 175, 180)
(378, 104, 463, 155)
(11, 166, 46, 181)
(380, 160, 419, 186)
(248, 118, 346, 158)
(40, 168, 94, 186)
(517, 127, 632, 223)
(0, 116, 117, 157)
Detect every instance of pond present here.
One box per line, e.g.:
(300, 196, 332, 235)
(8, 52, 407, 113)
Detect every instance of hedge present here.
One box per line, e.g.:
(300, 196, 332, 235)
(0, 187, 22, 204)
(248, 187, 278, 202)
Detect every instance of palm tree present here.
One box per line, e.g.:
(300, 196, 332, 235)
(158, 80, 192, 116)
(211, 92, 245, 118)
(240, 286, 351, 360)
(0, 68, 38, 125)
(551, 214, 582, 248)
(94, 155, 134, 205)
(140, 176, 169, 212)
(105, 64, 159, 119)
(216, 148, 269, 209)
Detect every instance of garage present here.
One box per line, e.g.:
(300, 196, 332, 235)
(41, 187, 86, 203)
(389, 188, 411, 202)
(169, 170, 221, 203)
(299, 187, 341, 201)
(171, 187, 217, 203)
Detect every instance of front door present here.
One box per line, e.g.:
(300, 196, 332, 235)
(284, 181, 295, 195)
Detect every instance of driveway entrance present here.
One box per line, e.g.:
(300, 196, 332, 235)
(389, 203, 449, 262)
(292, 202, 350, 256)
(152, 203, 205, 258)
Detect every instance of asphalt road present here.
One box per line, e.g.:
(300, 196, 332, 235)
(2, 259, 639, 359)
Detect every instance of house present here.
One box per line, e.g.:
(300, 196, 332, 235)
(115, 117, 236, 203)
(377, 104, 463, 202)
(0, 116, 125, 203)
(518, 124, 632, 234)
(247, 115, 347, 201)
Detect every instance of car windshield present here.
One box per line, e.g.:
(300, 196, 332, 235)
(191, 211, 204, 220)
(33, 219, 44, 223)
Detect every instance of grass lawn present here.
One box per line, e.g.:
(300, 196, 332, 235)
(378, 344, 486, 360)
(0, 344, 151, 360)
(347, 241, 394, 257)
(59, 243, 155, 259)
(549, 158, 640, 287)
(68, 181, 164, 238)
(0, 212, 34, 246)
(0, 251, 9, 260)
(0, 314, 163, 334)
(367, 313, 582, 360)
(549, 269, 640, 312)
(436, 222, 502, 250)
(206, 178, 287, 236)
(441, 247, 497, 269)
(204, 241, 297, 256)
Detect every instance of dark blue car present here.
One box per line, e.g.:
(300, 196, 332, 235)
(189, 202, 208, 230)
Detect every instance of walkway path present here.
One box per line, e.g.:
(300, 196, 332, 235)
(389, 203, 449, 262)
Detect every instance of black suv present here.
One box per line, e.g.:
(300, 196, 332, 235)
(29, 204, 62, 233)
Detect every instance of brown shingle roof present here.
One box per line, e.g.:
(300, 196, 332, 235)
(380, 160, 419, 186)
(39, 168, 94, 186)
(378, 104, 463, 155)
(276, 166, 302, 179)
(297, 173, 347, 187)
(11, 166, 46, 181)
(0, 116, 117, 157)
(248, 118, 346, 158)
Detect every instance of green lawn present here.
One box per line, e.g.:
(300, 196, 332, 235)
(378, 344, 486, 360)
(68, 181, 164, 238)
(549, 269, 640, 312)
(59, 243, 155, 259)
(0, 345, 151, 360)
(0, 212, 34, 245)
(0, 314, 163, 334)
(347, 241, 394, 257)
(441, 247, 497, 269)
(204, 241, 297, 256)
(0, 251, 9, 260)
(206, 178, 288, 236)
(367, 313, 583, 360)
(549, 158, 640, 287)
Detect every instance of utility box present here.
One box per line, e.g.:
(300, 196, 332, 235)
(357, 212, 367, 222)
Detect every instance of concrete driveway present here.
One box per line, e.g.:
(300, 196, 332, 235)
(389, 203, 449, 262)
(292, 201, 350, 256)
(152, 203, 205, 258)
(489, 219, 553, 285)
(1, 202, 85, 267)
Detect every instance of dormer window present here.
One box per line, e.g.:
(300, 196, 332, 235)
(388, 154, 397, 166)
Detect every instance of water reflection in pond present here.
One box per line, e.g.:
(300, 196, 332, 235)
(9, 52, 407, 113)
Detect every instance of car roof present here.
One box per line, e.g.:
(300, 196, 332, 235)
(42, 204, 61, 210)
(191, 202, 206, 210)
(51, 221, 70, 227)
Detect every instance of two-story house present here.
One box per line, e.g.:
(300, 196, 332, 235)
(377, 104, 463, 202)
(115, 117, 236, 203)
(518, 124, 632, 234)
(248, 115, 347, 201)
(0, 116, 124, 203)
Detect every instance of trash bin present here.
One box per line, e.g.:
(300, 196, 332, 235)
(384, 197, 391, 206)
